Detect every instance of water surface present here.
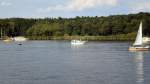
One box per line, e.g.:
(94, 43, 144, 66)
(0, 41, 150, 84)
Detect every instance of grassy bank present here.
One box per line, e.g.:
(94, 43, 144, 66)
(26, 34, 136, 41)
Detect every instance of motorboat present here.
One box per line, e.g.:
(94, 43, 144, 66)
(71, 40, 86, 45)
(13, 36, 28, 42)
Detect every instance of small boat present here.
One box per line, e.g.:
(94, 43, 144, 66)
(1, 28, 13, 42)
(3, 37, 13, 42)
(129, 21, 149, 51)
(142, 37, 150, 43)
(71, 40, 86, 45)
(13, 36, 27, 42)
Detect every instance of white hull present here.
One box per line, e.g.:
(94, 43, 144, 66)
(13, 36, 27, 42)
(142, 37, 150, 43)
(3, 38, 13, 42)
(71, 40, 86, 45)
(129, 46, 150, 51)
(3, 37, 13, 42)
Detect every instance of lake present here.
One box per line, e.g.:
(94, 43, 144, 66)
(0, 41, 150, 84)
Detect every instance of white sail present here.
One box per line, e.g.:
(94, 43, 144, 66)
(133, 22, 143, 46)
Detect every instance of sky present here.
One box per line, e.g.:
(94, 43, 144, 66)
(0, 0, 150, 18)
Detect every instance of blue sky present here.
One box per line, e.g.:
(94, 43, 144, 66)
(0, 0, 150, 18)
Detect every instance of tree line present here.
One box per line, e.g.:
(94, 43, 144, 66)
(0, 12, 150, 39)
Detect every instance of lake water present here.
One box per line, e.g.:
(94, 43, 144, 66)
(0, 41, 150, 84)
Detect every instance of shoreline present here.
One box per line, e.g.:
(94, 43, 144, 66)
(26, 36, 135, 41)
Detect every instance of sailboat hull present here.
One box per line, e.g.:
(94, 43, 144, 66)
(129, 46, 149, 51)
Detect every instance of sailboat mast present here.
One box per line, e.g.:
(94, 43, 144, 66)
(139, 21, 142, 44)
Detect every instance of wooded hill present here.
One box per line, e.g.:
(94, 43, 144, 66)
(0, 12, 150, 40)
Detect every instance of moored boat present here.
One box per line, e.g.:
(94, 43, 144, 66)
(142, 37, 150, 44)
(71, 40, 86, 45)
(13, 36, 28, 42)
(3, 37, 13, 42)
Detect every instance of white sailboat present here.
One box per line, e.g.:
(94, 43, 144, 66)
(129, 21, 149, 51)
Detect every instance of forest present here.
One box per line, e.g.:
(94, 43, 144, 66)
(0, 12, 150, 40)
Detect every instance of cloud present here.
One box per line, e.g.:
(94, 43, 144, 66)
(38, 0, 118, 13)
(131, 1, 150, 13)
(0, 1, 12, 6)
